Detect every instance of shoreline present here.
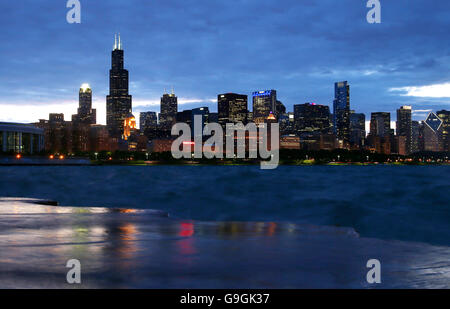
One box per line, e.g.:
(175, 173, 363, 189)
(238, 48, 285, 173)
(0, 160, 449, 166)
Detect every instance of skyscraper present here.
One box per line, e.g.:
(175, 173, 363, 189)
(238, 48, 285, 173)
(279, 112, 295, 135)
(293, 103, 331, 134)
(436, 110, 449, 151)
(276, 100, 286, 114)
(139, 112, 157, 131)
(72, 83, 96, 152)
(370, 112, 391, 137)
(423, 112, 443, 151)
(396, 106, 412, 154)
(73, 83, 96, 125)
(159, 89, 178, 129)
(349, 111, 366, 147)
(333, 81, 350, 143)
(411, 120, 421, 153)
(252, 90, 277, 124)
(218, 93, 248, 126)
(191, 107, 210, 139)
(106, 34, 132, 138)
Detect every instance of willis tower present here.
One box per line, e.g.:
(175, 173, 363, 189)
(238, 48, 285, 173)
(107, 34, 132, 138)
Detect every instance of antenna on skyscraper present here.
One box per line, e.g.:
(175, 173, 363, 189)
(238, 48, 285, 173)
(171, 86, 174, 95)
(118, 33, 122, 50)
(114, 33, 117, 50)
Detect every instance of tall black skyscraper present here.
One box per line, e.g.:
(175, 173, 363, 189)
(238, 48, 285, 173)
(411, 120, 421, 153)
(396, 106, 412, 154)
(159, 89, 178, 129)
(106, 34, 132, 138)
(350, 110, 366, 147)
(333, 81, 350, 143)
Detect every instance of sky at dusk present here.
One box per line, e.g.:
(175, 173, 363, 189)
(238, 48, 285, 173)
(1, 0, 450, 128)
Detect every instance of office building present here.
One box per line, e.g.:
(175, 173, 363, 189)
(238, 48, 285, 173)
(72, 83, 96, 125)
(106, 34, 133, 138)
(436, 110, 449, 151)
(370, 112, 391, 137)
(349, 111, 366, 147)
(294, 103, 331, 134)
(423, 112, 442, 151)
(396, 106, 412, 154)
(411, 120, 421, 153)
(333, 81, 350, 143)
(159, 89, 178, 129)
(252, 90, 277, 124)
(218, 93, 248, 126)
(140, 112, 157, 131)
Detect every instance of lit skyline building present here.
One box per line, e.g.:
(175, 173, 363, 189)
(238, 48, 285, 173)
(72, 84, 96, 125)
(333, 81, 350, 143)
(396, 106, 412, 154)
(370, 112, 391, 137)
(106, 34, 133, 138)
(218, 93, 248, 126)
(72, 83, 96, 152)
(252, 90, 277, 124)
(423, 112, 443, 152)
(436, 110, 449, 152)
(350, 111, 366, 147)
(294, 103, 331, 134)
(191, 107, 210, 139)
(140, 111, 157, 131)
(411, 120, 421, 153)
(159, 89, 178, 129)
(279, 112, 295, 135)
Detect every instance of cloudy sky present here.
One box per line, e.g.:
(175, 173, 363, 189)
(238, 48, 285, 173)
(1, 0, 450, 126)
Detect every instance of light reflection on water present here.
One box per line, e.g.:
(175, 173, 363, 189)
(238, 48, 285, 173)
(0, 200, 449, 288)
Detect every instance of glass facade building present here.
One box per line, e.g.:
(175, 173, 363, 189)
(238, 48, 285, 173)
(140, 111, 158, 131)
(350, 111, 366, 147)
(252, 90, 277, 124)
(0, 122, 44, 154)
(160, 91, 178, 129)
(370, 112, 391, 137)
(396, 106, 412, 154)
(333, 81, 350, 142)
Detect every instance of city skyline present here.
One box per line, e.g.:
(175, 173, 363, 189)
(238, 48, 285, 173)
(1, 33, 446, 135)
(1, 1, 450, 126)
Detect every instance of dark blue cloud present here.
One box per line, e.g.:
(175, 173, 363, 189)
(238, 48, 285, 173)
(0, 0, 449, 123)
